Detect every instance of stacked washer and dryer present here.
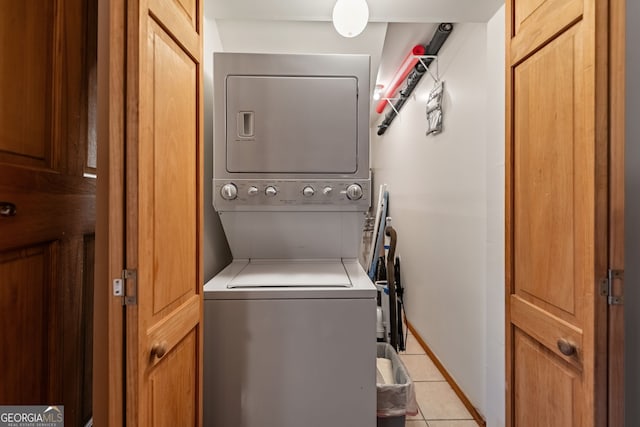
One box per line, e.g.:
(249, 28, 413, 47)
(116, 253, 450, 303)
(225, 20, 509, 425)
(204, 53, 377, 427)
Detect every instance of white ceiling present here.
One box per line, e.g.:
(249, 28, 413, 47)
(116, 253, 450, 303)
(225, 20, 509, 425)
(207, 0, 504, 23)
(206, 0, 504, 123)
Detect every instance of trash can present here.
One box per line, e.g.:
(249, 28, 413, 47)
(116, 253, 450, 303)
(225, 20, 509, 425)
(376, 343, 419, 427)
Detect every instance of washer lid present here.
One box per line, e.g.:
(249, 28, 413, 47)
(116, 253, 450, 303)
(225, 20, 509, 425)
(227, 260, 352, 288)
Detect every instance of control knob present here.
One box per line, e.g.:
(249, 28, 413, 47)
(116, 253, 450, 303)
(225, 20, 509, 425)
(346, 184, 363, 201)
(265, 186, 278, 197)
(248, 186, 259, 196)
(303, 186, 315, 197)
(322, 186, 333, 196)
(220, 183, 238, 200)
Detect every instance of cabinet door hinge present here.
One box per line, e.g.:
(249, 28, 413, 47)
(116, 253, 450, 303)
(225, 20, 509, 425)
(113, 269, 138, 306)
(600, 269, 624, 305)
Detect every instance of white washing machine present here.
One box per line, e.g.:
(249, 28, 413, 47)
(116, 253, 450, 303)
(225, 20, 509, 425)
(204, 259, 375, 427)
(204, 53, 376, 427)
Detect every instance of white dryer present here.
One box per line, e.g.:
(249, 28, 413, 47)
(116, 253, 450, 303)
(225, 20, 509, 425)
(204, 53, 376, 427)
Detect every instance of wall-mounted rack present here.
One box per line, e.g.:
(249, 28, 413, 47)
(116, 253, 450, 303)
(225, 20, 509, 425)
(375, 45, 426, 115)
(382, 98, 401, 115)
(377, 23, 453, 136)
(381, 55, 439, 116)
(414, 55, 440, 82)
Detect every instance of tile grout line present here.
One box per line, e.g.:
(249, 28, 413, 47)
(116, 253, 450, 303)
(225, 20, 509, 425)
(402, 333, 475, 426)
(404, 323, 486, 427)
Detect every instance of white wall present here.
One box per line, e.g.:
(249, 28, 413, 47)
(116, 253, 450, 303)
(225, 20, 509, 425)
(626, 0, 640, 424)
(371, 11, 505, 422)
(485, 5, 505, 427)
(203, 5, 233, 280)
(372, 22, 488, 414)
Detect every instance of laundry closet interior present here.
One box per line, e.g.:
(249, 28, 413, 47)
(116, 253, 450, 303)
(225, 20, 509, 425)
(203, 1, 507, 426)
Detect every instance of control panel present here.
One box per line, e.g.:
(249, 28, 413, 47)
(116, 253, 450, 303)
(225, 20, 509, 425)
(213, 179, 371, 211)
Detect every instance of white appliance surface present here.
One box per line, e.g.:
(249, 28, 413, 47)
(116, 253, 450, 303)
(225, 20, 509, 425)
(213, 52, 371, 183)
(205, 53, 375, 427)
(218, 211, 366, 260)
(204, 259, 376, 427)
(205, 258, 375, 299)
(225, 75, 359, 174)
(228, 259, 351, 288)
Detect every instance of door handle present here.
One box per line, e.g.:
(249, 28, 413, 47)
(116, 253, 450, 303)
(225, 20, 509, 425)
(0, 202, 17, 217)
(151, 342, 168, 359)
(557, 338, 576, 356)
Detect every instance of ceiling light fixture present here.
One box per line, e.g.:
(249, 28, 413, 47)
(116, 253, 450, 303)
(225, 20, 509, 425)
(332, 0, 369, 38)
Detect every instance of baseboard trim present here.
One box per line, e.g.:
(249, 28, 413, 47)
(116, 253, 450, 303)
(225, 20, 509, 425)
(406, 320, 486, 427)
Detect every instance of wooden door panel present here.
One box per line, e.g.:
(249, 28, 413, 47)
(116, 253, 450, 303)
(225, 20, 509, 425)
(85, 0, 99, 175)
(506, 0, 609, 425)
(514, 23, 582, 321)
(164, 0, 197, 30)
(0, 1, 96, 426)
(149, 329, 197, 427)
(0, 170, 96, 250)
(127, 0, 203, 423)
(0, 2, 54, 164)
(514, 329, 579, 426)
(0, 245, 51, 404)
(511, 296, 582, 370)
(147, 296, 200, 368)
(80, 235, 95, 425)
(510, 0, 582, 65)
(149, 0, 199, 58)
(514, 0, 546, 33)
(60, 234, 96, 427)
(177, 0, 197, 26)
(145, 18, 197, 316)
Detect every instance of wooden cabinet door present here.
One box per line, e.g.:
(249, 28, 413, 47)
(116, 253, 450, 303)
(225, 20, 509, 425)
(124, 0, 204, 425)
(0, 1, 96, 426)
(505, 0, 611, 425)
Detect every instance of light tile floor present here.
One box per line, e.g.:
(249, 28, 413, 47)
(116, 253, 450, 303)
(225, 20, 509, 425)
(398, 331, 478, 427)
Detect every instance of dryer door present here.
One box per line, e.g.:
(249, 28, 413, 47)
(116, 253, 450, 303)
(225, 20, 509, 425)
(225, 75, 359, 174)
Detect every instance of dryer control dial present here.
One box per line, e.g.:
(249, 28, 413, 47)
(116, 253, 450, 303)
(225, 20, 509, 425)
(303, 186, 315, 197)
(221, 183, 238, 200)
(322, 186, 333, 196)
(247, 186, 259, 196)
(346, 184, 363, 201)
(265, 186, 278, 197)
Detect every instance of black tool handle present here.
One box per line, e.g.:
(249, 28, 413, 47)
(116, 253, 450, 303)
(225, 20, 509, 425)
(385, 225, 398, 350)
